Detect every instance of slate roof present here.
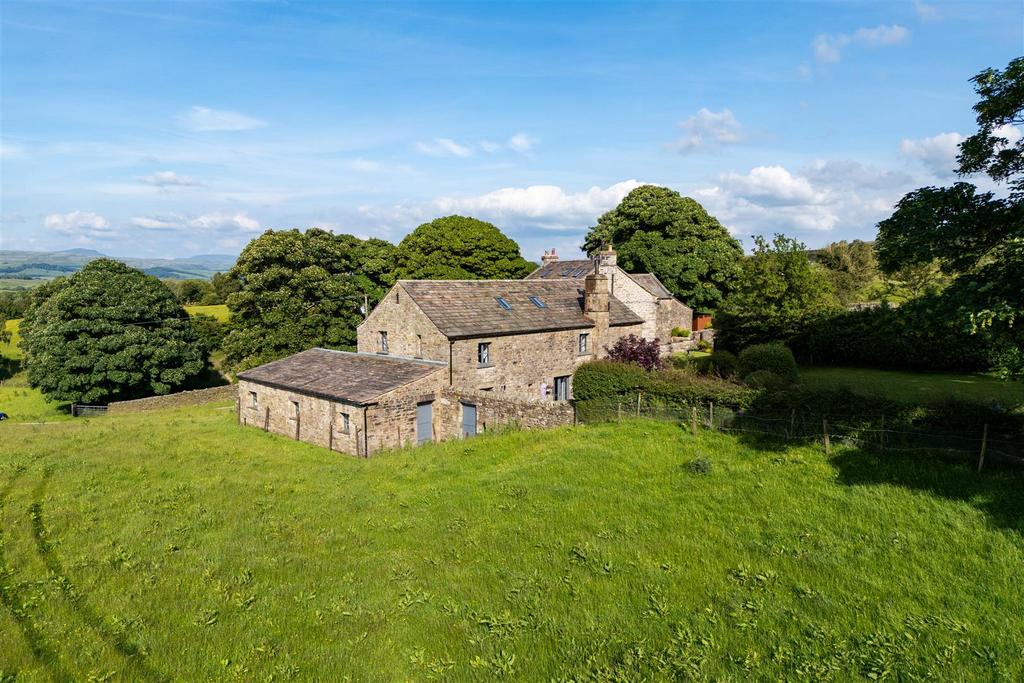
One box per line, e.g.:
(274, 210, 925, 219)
(237, 348, 446, 405)
(629, 273, 674, 299)
(525, 259, 596, 280)
(398, 279, 644, 339)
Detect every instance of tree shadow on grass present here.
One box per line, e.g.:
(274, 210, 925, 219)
(829, 447, 1024, 533)
(0, 356, 21, 382)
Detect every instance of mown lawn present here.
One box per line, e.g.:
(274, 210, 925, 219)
(2, 404, 1022, 680)
(800, 365, 1024, 411)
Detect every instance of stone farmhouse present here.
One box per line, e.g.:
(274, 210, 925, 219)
(237, 246, 700, 455)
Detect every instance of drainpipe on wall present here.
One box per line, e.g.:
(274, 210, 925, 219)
(363, 408, 370, 458)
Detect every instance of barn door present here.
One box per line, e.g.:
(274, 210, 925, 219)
(461, 403, 477, 437)
(416, 402, 433, 444)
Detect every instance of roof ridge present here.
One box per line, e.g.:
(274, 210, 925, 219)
(312, 347, 448, 367)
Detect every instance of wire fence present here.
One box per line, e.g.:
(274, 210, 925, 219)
(575, 396, 1024, 469)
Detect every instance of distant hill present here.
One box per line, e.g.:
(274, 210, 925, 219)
(0, 249, 236, 282)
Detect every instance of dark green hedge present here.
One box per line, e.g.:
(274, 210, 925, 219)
(716, 293, 991, 372)
(573, 360, 756, 409)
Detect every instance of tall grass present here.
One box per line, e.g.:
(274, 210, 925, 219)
(2, 403, 1022, 680)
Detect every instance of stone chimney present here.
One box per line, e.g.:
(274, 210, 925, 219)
(596, 244, 617, 271)
(541, 248, 559, 266)
(584, 271, 610, 356)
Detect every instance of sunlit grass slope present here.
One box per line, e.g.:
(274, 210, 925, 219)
(2, 404, 1022, 680)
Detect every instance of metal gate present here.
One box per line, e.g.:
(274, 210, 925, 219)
(416, 402, 433, 444)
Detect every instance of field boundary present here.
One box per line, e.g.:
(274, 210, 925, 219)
(105, 384, 235, 414)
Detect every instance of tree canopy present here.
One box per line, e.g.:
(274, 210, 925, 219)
(222, 229, 394, 372)
(394, 215, 534, 280)
(20, 259, 208, 404)
(876, 57, 1024, 378)
(582, 185, 743, 311)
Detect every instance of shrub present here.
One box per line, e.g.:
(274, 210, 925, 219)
(687, 458, 712, 474)
(573, 360, 757, 409)
(671, 327, 691, 338)
(743, 370, 785, 391)
(607, 334, 663, 370)
(573, 360, 649, 401)
(706, 350, 738, 377)
(697, 339, 713, 352)
(738, 343, 798, 381)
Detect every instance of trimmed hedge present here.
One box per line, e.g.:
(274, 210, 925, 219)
(737, 343, 798, 381)
(573, 360, 756, 409)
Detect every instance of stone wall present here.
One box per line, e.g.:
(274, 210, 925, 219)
(449, 325, 637, 403)
(436, 388, 575, 437)
(106, 384, 236, 414)
(238, 379, 368, 455)
(363, 370, 448, 453)
(356, 283, 450, 361)
(655, 297, 694, 347)
(605, 268, 659, 339)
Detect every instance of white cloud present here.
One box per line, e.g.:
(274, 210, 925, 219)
(129, 211, 262, 233)
(347, 157, 383, 173)
(718, 166, 827, 206)
(138, 170, 200, 187)
(507, 133, 535, 154)
(671, 108, 744, 153)
(432, 180, 643, 225)
(414, 138, 473, 157)
(0, 140, 27, 159)
(44, 210, 112, 235)
(993, 123, 1023, 146)
(914, 0, 940, 22)
(180, 106, 266, 132)
(813, 24, 909, 63)
(899, 131, 964, 176)
(695, 161, 919, 241)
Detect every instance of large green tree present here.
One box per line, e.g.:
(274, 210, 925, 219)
(20, 259, 208, 404)
(813, 240, 880, 305)
(223, 229, 395, 371)
(876, 57, 1024, 377)
(393, 215, 533, 280)
(582, 185, 743, 310)
(716, 234, 839, 350)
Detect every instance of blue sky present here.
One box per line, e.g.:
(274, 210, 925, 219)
(1, 1, 1021, 260)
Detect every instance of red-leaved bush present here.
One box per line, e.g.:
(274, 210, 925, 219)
(607, 334, 663, 370)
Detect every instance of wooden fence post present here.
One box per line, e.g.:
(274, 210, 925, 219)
(263, 407, 270, 431)
(691, 406, 698, 437)
(295, 413, 301, 440)
(328, 410, 335, 452)
(636, 392, 642, 417)
(617, 402, 622, 421)
(977, 423, 988, 473)
(709, 402, 715, 429)
(823, 418, 831, 455)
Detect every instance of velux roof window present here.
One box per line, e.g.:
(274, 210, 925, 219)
(495, 297, 512, 310)
(528, 296, 546, 308)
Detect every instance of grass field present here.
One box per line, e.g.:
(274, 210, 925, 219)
(184, 304, 231, 322)
(1, 318, 21, 360)
(800, 366, 1024, 411)
(2, 404, 1022, 680)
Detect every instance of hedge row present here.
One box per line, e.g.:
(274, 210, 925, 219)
(573, 360, 756, 409)
(715, 293, 991, 372)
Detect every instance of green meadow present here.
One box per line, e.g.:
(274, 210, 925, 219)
(2, 403, 1022, 680)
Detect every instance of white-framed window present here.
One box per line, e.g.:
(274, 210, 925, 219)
(579, 333, 589, 354)
(554, 375, 570, 401)
(379, 331, 389, 354)
(249, 391, 258, 408)
(478, 342, 490, 366)
(340, 411, 350, 434)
